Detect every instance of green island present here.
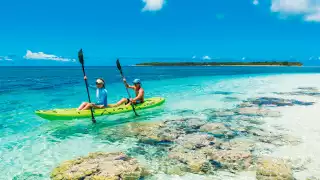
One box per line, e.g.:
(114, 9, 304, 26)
(136, 61, 303, 66)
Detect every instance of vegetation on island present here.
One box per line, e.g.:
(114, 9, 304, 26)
(136, 61, 303, 66)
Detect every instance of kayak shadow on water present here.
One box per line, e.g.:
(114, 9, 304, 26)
(45, 106, 166, 141)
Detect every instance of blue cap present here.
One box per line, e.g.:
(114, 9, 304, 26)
(132, 79, 141, 84)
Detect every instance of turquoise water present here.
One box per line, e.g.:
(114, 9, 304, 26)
(1, 66, 320, 179)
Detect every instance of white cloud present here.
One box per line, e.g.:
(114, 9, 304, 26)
(202, 56, 211, 60)
(23, 50, 75, 62)
(0, 56, 13, 61)
(308, 56, 320, 60)
(192, 56, 196, 59)
(271, 0, 320, 22)
(304, 8, 320, 21)
(242, 57, 246, 60)
(142, 0, 165, 11)
(253, 0, 259, 5)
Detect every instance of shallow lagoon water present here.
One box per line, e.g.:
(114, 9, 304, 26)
(1, 66, 320, 179)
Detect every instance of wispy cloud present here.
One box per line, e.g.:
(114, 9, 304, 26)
(23, 50, 75, 62)
(142, 0, 165, 11)
(202, 55, 211, 60)
(253, 0, 259, 5)
(0, 56, 13, 61)
(271, 0, 320, 22)
(308, 56, 320, 60)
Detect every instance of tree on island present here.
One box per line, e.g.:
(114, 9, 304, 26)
(136, 61, 302, 66)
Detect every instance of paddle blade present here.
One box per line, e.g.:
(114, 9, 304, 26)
(116, 59, 122, 71)
(78, 49, 84, 65)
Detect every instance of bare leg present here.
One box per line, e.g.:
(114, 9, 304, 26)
(78, 102, 88, 110)
(82, 103, 93, 110)
(125, 101, 132, 107)
(81, 103, 105, 110)
(112, 98, 128, 107)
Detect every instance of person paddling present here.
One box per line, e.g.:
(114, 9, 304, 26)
(78, 76, 109, 110)
(112, 78, 144, 107)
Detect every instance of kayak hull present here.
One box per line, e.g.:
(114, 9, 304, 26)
(35, 97, 165, 120)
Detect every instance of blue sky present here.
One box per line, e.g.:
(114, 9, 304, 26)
(1, 0, 320, 66)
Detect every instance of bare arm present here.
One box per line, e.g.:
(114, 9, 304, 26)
(123, 79, 135, 89)
(84, 76, 96, 89)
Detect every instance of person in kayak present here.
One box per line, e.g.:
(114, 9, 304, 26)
(112, 78, 144, 107)
(77, 76, 109, 110)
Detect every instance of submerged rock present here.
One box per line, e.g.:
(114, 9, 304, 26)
(174, 133, 217, 150)
(224, 96, 240, 102)
(288, 158, 312, 172)
(138, 128, 181, 145)
(238, 101, 254, 108)
(248, 128, 273, 137)
(167, 136, 254, 174)
(122, 121, 184, 144)
(119, 121, 165, 137)
(256, 157, 293, 180)
(210, 91, 234, 95)
(167, 145, 220, 174)
(168, 149, 212, 174)
(207, 149, 253, 172)
(272, 134, 302, 146)
(184, 118, 207, 129)
(201, 109, 235, 118)
(297, 87, 319, 91)
(211, 110, 236, 117)
(237, 116, 266, 125)
(249, 128, 301, 146)
(236, 107, 281, 117)
(159, 158, 188, 176)
(199, 123, 232, 137)
(51, 152, 149, 180)
(221, 138, 255, 152)
(247, 128, 301, 146)
(244, 97, 315, 107)
(163, 117, 207, 131)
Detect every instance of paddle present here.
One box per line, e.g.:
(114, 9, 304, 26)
(78, 49, 96, 123)
(116, 59, 139, 116)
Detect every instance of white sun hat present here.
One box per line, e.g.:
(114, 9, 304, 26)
(96, 79, 104, 84)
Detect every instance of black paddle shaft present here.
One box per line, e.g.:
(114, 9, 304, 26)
(78, 49, 96, 123)
(116, 59, 139, 116)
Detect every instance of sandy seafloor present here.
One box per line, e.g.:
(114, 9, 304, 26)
(1, 66, 320, 179)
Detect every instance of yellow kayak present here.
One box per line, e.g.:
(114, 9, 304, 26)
(35, 97, 165, 120)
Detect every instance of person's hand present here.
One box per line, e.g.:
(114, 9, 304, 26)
(131, 99, 136, 103)
(84, 76, 87, 80)
(123, 78, 127, 82)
